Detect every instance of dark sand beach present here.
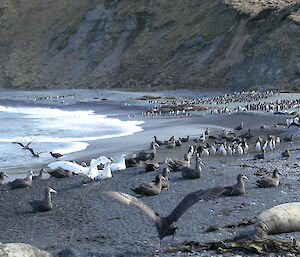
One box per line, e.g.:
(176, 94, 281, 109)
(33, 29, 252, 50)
(1, 90, 300, 256)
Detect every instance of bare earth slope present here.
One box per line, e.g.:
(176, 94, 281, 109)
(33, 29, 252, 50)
(0, 0, 299, 90)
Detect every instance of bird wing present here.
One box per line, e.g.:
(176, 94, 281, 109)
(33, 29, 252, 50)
(48, 161, 88, 174)
(222, 186, 234, 196)
(96, 156, 111, 164)
(105, 191, 158, 223)
(166, 186, 225, 223)
(12, 142, 25, 147)
(255, 177, 274, 186)
(26, 147, 38, 157)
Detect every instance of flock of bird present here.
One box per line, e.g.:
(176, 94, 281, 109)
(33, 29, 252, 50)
(1, 95, 299, 247)
(1, 113, 293, 225)
(142, 90, 300, 117)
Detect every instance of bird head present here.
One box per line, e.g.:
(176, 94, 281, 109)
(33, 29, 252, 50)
(237, 174, 248, 181)
(152, 142, 160, 148)
(274, 169, 283, 176)
(1, 172, 8, 178)
(48, 187, 57, 194)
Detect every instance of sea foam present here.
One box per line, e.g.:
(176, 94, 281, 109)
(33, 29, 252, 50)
(0, 105, 144, 152)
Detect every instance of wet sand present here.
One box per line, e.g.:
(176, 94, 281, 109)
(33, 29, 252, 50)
(0, 90, 300, 256)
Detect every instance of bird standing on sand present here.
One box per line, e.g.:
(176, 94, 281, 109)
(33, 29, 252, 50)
(235, 121, 243, 130)
(237, 144, 244, 155)
(261, 141, 268, 151)
(179, 135, 189, 142)
(50, 152, 63, 158)
(254, 150, 265, 160)
(154, 136, 164, 146)
(29, 187, 57, 212)
(222, 174, 248, 196)
(255, 140, 261, 152)
(91, 159, 112, 180)
(135, 142, 159, 161)
(161, 168, 170, 189)
(10, 171, 33, 189)
(255, 169, 282, 188)
(33, 169, 46, 180)
(125, 154, 140, 168)
(145, 160, 160, 172)
(282, 149, 290, 158)
(105, 186, 225, 242)
(110, 154, 127, 171)
(131, 174, 166, 196)
(167, 153, 191, 171)
(181, 156, 204, 179)
(48, 167, 73, 178)
(0, 171, 8, 185)
(188, 145, 194, 157)
(219, 144, 227, 156)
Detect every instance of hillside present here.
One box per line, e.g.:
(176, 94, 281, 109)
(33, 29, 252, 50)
(0, 0, 299, 91)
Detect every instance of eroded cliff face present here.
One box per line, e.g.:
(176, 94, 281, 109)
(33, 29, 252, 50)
(0, 0, 299, 90)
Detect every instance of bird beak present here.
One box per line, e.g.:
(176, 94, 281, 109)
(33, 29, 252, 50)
(108, 157, 114, 162)
(243, 175, 248, 180)
(161, 176, 167, 181)
(50, 188, 57, 194)
(3, 173, 8, 177)
(278, 172, 283, 176)
(154, 142, 160, 147)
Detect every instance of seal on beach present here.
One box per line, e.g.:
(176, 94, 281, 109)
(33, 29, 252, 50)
(48, 167, 73, 178)
(50, 151, 63, 158)
(222, 174, 248, 196)
(33, 169, 45, 180)
(254, 202, 300, 239)
(255, 168, 282, 188)
(131, 174, 166, 196)
(29, 187, 57, 212)
(0, 171, 8, 185)
(9, 171, 33, 189)
(105, 186, 225, 241)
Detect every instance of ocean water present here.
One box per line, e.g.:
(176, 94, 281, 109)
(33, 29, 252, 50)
(0, 104, 144, 173)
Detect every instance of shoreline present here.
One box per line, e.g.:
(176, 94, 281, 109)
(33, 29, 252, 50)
(1, 88, 297, 179)
(0, 90, 228, 179)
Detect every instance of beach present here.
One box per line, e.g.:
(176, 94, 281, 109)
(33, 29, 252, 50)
(1, 89, 300, 256)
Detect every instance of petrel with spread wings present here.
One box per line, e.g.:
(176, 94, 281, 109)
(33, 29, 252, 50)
(105, 186, 224, 242)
